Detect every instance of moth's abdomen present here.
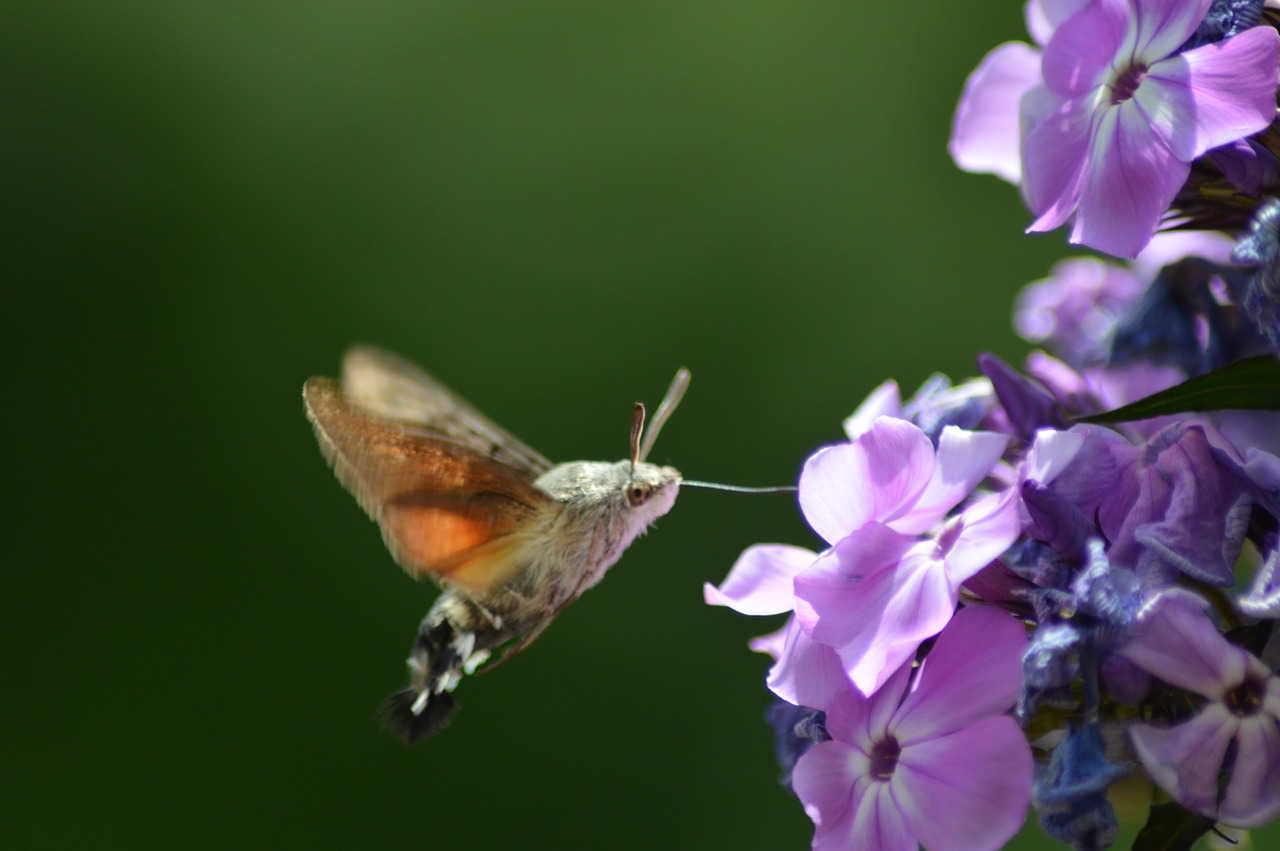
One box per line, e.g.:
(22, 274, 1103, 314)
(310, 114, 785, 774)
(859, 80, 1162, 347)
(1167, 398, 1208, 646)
(380, 688, 457, 744)
(385, 590, 514, 744)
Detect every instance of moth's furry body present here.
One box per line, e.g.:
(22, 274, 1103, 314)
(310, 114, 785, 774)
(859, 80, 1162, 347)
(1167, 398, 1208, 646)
(304, 347, 682, 743)
(388, 460, 679, 741)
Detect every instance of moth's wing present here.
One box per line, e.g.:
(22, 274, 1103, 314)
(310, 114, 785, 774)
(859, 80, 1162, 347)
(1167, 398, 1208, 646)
(304, 377, 554, 595)
(341, 346, 552, 479)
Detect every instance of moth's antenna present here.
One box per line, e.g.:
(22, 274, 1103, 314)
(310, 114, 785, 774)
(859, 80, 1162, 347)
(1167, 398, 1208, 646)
(682, 480, 798, 494)
(630, 402, 646, 476)
(637, 368, 690, 464)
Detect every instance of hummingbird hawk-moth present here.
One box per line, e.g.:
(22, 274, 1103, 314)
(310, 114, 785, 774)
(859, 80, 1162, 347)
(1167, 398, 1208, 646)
(304, 347, 685, 742)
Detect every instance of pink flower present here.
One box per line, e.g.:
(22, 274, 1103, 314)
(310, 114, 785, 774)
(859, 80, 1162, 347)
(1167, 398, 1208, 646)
(792, 607, 1033, 851)
(1027, 0, 1279, 256)
(952, 0, 1280, 258)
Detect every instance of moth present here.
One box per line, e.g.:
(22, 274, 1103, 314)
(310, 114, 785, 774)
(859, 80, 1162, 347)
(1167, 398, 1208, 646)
(304, 346, 687, 742)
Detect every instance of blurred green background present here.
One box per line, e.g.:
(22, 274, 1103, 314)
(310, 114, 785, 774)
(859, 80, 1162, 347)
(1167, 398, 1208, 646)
(4, 1, 1142, 848)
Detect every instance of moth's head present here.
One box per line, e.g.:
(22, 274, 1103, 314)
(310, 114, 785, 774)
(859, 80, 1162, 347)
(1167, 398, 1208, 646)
(623, 460, 681, 521)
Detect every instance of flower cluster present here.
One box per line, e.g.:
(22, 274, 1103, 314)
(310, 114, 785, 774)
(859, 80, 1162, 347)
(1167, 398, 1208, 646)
(708, 2, 1280, 848)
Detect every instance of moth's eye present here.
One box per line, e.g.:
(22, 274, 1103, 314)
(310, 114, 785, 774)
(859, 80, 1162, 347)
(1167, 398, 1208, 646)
(626, 483, 651, 507)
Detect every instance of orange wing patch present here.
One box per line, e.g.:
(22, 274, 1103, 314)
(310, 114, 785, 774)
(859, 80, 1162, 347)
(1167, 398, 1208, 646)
(382, 492, 537, 594)
(304, 377, 554, 592)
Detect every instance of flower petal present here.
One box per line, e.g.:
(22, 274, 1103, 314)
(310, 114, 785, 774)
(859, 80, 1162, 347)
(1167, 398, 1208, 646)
(1119, 590, 1248, 697)
(849, 783, 917, 851)
(1025, 428, 1086, 484)
(792, 741, 864, 849)
(794, 523, 918, 646)
(1130, 703, 1237, 818)
(943, 490, 1024, 585)
(703, 544, 815, 615)
(1026, 0, 1092, 47)
(950, 41, 1044, 184)
(903, 427, 1010, 534)
(895, 606, 1026, 742)
(1141, 27, 1280, 162)
(1024, 95, 1094, 230)
(893, 717, 1034, 851)
(799, 420, 936, 545)
(748, 622, 789, 660)
(1131, 0, 1212, 60)
(1219, 704, 1280, 827)
(843, 380, 902, 440)
(1070, 102, 1188, 258)
(822, 662, 913, 747)
(1041, 0, 1126, 98)
(766, 616, 850, 711)
(831, 546, 958, 697)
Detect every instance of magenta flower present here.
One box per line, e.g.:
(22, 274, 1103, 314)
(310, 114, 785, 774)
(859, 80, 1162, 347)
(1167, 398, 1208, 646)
(1024, 0, 1279, 257)
(1119, 590, 1280, 826)
(791, 606, 1033, 851)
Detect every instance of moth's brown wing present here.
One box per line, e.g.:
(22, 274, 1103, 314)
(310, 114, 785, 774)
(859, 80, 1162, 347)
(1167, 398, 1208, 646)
(340, 346, 552, 479)
(304, 377, 554, 595)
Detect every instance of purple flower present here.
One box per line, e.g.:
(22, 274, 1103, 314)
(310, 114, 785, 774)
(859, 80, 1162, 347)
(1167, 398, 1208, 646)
(1119, 590, 1280, 826)
(791, 606, 1033, 851)
(1049, 422, 1253, 587)
(1023, 0, 1279, 257)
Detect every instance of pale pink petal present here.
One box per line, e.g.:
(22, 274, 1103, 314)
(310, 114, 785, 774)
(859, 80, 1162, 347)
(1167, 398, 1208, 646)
(943, 490, 1024, 585)
(901, 428, 1010, 535)
(1219, 709, 1280, 827)
(799, 420, 935, 545)
(1041, 0, 1126, 97)
(792, 543, 899, 655)
(703, 544, 815, 615)
(794, 524, 918, 645)
(823, 663, 912, 746)
(1131, 0, 1212, 60)
(1024, 428, 1086, 484)
(748, 622, 789, 660)
(1026, 0, 1091, 47)
(1070, 102, 1189, 258)
(893, 718, 1034, 851)
(894, 607, 1026, 741)
(844, 380, 902, 441)
(848, 782, 916, 851)
(767, 616, 849, 710)
(792, 741, 863, 849)
(1024, 95, 1095, 228)
(1141, 27, 1280, 161)
(834, 548, 958, 697)
(1130, 704, 1237, 817)
(1130, 230, 1235, 278)
(950, 42, 1044, 184)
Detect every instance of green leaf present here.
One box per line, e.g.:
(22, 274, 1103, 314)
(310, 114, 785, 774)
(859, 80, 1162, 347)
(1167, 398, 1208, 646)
(1132, 801, 1216, 851)
(1079, 356, 1280, 424)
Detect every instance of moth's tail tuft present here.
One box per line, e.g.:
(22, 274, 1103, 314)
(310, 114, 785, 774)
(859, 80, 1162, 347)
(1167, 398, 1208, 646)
(378, 689, 458, 745)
